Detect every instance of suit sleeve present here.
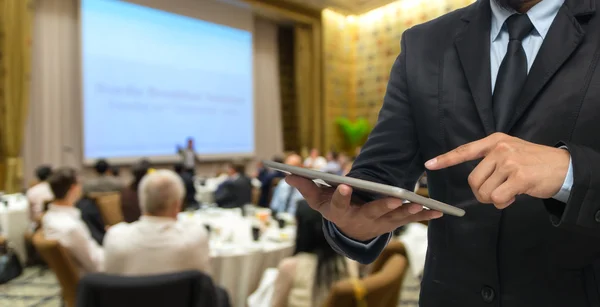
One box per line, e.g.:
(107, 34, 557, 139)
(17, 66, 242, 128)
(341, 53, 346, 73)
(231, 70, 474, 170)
(324, 30, 425, 264)
(544, 142, 600, 236)
(214, 182, 234, 205)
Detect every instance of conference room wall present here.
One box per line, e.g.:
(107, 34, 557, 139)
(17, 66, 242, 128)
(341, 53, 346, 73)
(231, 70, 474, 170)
(23, 0, 283, 186)
(321, 0, 474, 150)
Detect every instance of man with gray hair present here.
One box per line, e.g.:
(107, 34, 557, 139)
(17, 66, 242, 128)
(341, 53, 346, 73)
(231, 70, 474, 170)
(103, 169, 210, 276)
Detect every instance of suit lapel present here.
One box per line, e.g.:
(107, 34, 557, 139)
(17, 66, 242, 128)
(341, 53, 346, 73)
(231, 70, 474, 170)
(507, 1, 595, 132)
(455, 0, 495, 135)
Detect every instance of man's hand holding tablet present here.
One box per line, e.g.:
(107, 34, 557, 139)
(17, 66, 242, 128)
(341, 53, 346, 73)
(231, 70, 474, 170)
(286, 175, 443, 242)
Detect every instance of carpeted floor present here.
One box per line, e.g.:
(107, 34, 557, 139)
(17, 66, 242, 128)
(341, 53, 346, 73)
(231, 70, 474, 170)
(0, 266, 420, 307)
(399, 265, 420, 307)
(0, 267, 61, 307)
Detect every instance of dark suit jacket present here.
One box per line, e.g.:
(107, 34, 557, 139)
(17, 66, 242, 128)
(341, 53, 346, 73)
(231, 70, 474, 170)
(76, 198, 106, 245)
(214, 175, 252, 209)
(257, 170, 284, 207)
(120, 186, 141, 223)
(327, 0, 600, 306)
(179, 172, 197, 206)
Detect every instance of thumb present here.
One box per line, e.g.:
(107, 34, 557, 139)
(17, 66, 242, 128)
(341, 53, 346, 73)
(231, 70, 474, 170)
(330, 184, 352, 210)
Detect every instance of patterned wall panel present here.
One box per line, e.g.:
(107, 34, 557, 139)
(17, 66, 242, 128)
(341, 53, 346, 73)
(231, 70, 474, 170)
(322, 0, 476, 147)
(354, 0, 476, 124)
(322, 9, 358, 150)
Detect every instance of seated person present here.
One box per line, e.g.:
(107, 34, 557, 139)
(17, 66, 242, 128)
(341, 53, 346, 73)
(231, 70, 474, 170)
(76, 196, 107, 246)
(341, 160, 353, 176)
(120, 161, 149, 223)
(272, 200, 358, 307)
(174, 163, 197, 209)
(303, 148, 327, 170)
(43, 167, 104, 273)
(270, 154, 304, 215)
(83, 159, 123, 194)
(256, 156, 285, 207)
(322, 151, 342, 174)
(104, 170, 209, 276)
(214, 162, 252, 208)
(26, 165, 54, 223)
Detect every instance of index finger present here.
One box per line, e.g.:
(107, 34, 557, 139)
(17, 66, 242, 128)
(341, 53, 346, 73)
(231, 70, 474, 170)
(425, 137, 497, 170)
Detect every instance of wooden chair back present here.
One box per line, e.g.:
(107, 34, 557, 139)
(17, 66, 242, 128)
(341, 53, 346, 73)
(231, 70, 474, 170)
(32, 231, 80, 307)
(88, 192, 123, 226)
(323, 255, 409, 307)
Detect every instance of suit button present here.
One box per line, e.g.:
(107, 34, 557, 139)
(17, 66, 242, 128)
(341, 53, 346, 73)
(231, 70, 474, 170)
(550, 215, 561, 226)
(595, 211, 600, 223)
(481, 286, 495, 303)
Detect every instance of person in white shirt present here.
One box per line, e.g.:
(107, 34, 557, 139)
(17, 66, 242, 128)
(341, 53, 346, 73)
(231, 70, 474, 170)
(43, 167, 104, 274)
(26, 165, 54, 222)
(303, 149, 327, 170)
(104, 169, 210, 276)
(177, 137, 201, 176)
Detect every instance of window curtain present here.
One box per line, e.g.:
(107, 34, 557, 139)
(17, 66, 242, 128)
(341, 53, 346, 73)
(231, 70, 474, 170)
(23, 0, 82, 187)
(0, 0, 34, 193)
(294, 23, 323, 152)
(254, 17, 285, 160)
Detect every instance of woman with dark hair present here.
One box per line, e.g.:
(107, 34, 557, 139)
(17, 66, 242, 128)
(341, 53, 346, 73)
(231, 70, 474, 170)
(119, 161, 149, 223)
(271, 200, 358, 307)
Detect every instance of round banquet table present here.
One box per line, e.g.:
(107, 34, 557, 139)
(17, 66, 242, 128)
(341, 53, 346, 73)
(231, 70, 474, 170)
(179, 208, 295, 307)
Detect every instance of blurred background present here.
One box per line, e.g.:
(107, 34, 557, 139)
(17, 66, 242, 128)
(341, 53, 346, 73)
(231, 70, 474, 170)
(0, 0, 472, 306)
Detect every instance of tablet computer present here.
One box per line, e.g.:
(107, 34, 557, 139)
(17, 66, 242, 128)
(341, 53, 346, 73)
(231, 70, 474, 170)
(263, 160, 465, 217)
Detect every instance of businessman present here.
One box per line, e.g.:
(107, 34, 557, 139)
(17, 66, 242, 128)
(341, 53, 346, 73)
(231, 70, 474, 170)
(287, 0, 600, 306)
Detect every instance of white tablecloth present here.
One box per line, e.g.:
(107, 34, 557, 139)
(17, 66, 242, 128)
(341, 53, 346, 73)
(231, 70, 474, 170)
(0, 194, 30, 264)
(179, 208, 295, 307)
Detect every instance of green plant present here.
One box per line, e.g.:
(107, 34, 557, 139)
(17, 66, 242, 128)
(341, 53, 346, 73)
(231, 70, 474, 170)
(335, 117, 372, 149)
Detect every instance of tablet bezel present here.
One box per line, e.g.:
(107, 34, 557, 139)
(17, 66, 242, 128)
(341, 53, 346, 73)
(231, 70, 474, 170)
(263, 160, 465, 217)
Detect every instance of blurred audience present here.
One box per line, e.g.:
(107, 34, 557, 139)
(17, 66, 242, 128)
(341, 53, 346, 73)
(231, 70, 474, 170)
(322, 151, 341, 174)
(76, 195, 107, 246)
(337, 153, 349, 167)
(84, 159, 123, 194)
(256, 156, 285, 207)
(120, 161, 149, 223)
(341, 160, 353, 176)
(214, 162, 252, 208)
(110, 165, 120, 176)
(270, 154, 304, 215)
(104, 170, 209, 275)
(43, 167, 104, 273)
(26, 165, 54, 222)
(174, 163, 198, 210)
(303, 148, 327, 170)
(271, 200, 357, 307)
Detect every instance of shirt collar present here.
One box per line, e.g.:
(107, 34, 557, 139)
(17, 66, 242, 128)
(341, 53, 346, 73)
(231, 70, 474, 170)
(490, 0, 564, 42)
(48, 204, 81, 218)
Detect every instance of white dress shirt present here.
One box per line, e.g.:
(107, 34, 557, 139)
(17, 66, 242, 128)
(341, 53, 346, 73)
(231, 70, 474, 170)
(183, 149, 196, 169)
(103, 216, 210, 276)
(269, 180, 304, 215)
(26, 182, 53, 220)
(303, 156, 327, 170)
(42, 204, 104, 273)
